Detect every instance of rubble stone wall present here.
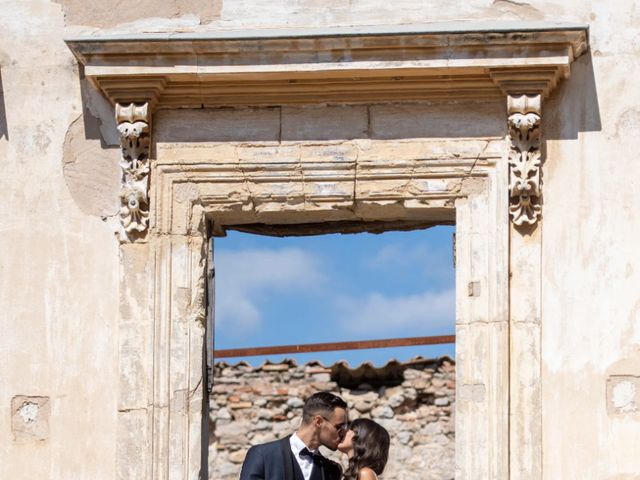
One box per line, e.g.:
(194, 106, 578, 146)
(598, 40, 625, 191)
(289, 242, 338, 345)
(209, 358, 455, 480)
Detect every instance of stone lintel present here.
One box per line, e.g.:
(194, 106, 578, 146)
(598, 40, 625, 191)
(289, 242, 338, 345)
(65, 23, 588, 108)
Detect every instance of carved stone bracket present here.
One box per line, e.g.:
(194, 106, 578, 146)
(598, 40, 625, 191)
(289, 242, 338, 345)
(507, 94, 542, 227)
(116, 103, 151, 241)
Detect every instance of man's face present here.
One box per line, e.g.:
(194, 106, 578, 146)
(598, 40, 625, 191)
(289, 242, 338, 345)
(316, 407, 349, 451)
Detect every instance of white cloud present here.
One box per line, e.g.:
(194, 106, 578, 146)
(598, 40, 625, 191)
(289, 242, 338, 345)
(215, 247, 323, 334)
(367, 243, 404, 266)
(366, 242, 454, 284)
(334, 288, 455, 335)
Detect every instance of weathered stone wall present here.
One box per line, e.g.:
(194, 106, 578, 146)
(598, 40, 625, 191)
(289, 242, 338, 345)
(209, 358, 455, 480)
(2, 1, 640, 479)
(0, 3, 121, 479)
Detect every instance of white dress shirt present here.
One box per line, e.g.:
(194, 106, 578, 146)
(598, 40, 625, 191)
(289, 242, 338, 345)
(290, 433, 319, 480)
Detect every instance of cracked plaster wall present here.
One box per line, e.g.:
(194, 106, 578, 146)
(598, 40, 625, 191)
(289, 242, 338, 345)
(0, 2, 119, 479)
(1, 0, 639, 479)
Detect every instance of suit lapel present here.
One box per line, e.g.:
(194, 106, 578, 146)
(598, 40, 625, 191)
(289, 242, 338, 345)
(279, 436, 294, 480)
(319, 455, 340, 480)
(310, 453, 327, 480)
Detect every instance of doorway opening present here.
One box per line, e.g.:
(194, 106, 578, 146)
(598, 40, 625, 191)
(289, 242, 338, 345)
(207, 226, 456, 479)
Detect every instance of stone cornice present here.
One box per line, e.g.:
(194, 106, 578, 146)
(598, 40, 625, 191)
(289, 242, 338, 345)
(65, 23, 588, 108)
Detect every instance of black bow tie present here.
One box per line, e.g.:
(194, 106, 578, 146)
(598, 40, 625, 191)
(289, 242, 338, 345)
(300, 448, 323, 463)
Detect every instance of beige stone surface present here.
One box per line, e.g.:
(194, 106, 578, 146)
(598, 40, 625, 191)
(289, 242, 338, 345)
(542, 49, 640, 478)
(2, 0, 640, 479)
(211, 1, 578, 31)
(56, 0, 219, 29)
(62, 115, 120, 217)
(0, 1, 119, 479)
(11, 395, 50, 443)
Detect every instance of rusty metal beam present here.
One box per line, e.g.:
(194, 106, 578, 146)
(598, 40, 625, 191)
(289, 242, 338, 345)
(214, 334, 455, 358)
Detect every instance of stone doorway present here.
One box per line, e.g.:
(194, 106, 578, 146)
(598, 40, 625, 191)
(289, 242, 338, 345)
(66, 24, 589, 479)
(118, 102, 516, 479)
(150, 97, 510, 477)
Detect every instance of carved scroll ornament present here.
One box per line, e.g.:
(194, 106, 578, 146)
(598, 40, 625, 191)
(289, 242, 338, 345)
(116, 103, 151, 241)
(507, 94, 542, 227)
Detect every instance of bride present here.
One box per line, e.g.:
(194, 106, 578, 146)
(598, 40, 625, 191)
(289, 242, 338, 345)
(337, 418, 390, 479)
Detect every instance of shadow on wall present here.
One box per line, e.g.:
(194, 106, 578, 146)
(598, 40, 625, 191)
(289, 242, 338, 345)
(545, 51, 602, 140)
(0, 70, 8, 140)
(78, 65, 118, 147)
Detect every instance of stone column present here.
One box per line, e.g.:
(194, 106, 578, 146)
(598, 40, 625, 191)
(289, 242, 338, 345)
(507, 94, 543, 479)
(116, 101, 208, 479)
(455, 150, 510, 478)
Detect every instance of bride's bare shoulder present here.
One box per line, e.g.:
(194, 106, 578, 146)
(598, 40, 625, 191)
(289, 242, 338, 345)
(357, 467, 378, 480)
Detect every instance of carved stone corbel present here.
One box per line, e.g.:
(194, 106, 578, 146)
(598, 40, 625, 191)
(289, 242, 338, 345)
(507, 94, 542, 227)
(116, 103, 151, 241)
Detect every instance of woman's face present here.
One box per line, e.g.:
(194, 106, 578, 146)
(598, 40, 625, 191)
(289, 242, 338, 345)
(337, 428, 355, 455)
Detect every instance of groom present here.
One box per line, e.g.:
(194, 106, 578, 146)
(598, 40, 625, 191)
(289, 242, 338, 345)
(240, 392, 348, 480)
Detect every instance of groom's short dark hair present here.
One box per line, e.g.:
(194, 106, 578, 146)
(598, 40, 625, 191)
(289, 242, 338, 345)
(302, 392, 347, 424)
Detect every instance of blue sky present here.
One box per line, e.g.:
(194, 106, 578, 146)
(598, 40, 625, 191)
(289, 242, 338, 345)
(213, 225, 455, 366)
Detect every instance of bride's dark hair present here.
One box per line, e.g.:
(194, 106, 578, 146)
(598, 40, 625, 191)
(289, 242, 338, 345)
(344, 418, 390, 479)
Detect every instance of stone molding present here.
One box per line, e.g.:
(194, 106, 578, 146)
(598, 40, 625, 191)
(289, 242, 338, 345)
(151, 139, 504, 236)
(116, 102, 151, 241)
(65, 23, 588, 108)
(507, 94, 542, 227)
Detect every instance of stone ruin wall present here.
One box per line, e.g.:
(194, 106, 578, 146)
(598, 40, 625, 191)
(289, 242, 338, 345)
(209, 357, 455, 480)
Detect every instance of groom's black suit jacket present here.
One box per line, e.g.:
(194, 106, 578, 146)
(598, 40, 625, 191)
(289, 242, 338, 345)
(239, 435, 342, 480)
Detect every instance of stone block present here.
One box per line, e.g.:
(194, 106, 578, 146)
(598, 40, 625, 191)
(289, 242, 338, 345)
(607, 375, 640, 414)
(369, 103, 504, 140)
(388, 393, 405, 408)
(215, 408, 232, 420)
(371, 405, 395, 419)
(403, 368, 423, 380)
(11, 396, 50, 443)
(311, 373, 332, 382)
(354, 399, 374, 413)
(286, 397, 304, 408)
(229, 449, 248, 464)
(156, 108, 280, 143)
(282, 105, 368, 141)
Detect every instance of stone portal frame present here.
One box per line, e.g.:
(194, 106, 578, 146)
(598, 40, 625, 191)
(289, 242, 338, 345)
(66, 23, 589, 479)
(152, 133, 508, 480)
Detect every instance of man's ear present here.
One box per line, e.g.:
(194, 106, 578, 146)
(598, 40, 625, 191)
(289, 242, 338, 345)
(312, 415, 322, 428)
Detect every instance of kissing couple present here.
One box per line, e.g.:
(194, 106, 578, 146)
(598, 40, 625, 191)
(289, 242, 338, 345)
(240, 392, 390, 480)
